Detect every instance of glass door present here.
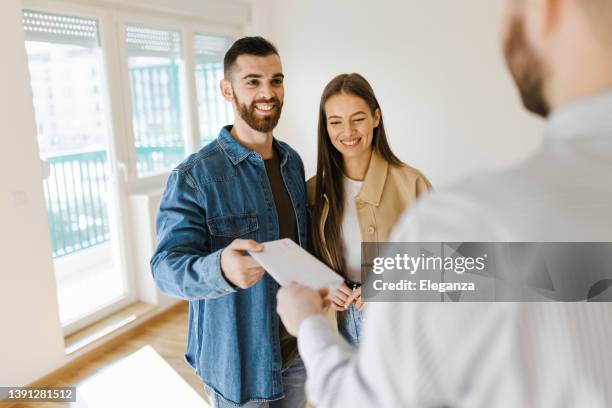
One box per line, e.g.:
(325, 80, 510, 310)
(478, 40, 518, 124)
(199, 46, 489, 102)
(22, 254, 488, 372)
(23, 9, 132, 334)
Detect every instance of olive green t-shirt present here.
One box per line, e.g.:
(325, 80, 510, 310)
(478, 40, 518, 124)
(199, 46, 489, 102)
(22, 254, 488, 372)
(264, 148, 299, 368)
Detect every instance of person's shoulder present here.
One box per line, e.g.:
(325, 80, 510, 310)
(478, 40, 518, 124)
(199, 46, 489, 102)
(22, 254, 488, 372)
(174, 139, 222, 171)
(390, 144, 611, 242)
(392, 162, 431, 182)
(173, 138, 234, 185)
(391, 175, 515, 242)
(389, 161, 434, 193)
(392, 162, 425, 177)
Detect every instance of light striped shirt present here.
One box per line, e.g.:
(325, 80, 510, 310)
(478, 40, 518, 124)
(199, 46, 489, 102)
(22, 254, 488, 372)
(298, 90, 612, 407)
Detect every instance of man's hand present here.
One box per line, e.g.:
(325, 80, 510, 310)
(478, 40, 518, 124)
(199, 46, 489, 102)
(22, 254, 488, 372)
(220, 239, 265, 289)
(277, 283, 330, 336)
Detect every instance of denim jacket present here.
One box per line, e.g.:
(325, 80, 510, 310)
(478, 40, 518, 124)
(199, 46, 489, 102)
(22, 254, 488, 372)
(150, 126, 308, 405)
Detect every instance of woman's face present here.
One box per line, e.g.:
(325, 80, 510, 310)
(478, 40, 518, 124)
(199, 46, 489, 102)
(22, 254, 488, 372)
(324, 92, 380, 161)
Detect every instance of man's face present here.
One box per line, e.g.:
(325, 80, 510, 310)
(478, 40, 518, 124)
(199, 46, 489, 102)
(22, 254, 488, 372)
(224, 54, 284, 133)
(502, 1, 550, 117)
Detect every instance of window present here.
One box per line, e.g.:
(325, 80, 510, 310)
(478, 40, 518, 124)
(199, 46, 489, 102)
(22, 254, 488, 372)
(22, 4, 240, 335)
(193, 33, 234, 144)
(23, 10, 129, 330)
(125, 24, 187, 177)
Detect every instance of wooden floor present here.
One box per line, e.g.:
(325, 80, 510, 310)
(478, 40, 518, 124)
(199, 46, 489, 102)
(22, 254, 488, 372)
(7, 302, 209, 408)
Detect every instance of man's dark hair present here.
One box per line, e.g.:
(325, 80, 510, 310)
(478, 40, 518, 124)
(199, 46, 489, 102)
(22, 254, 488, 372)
(223, 36, 279, 79)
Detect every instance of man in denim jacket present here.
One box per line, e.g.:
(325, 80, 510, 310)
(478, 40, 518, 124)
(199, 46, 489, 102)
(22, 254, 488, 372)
(151, 37, 309, 407)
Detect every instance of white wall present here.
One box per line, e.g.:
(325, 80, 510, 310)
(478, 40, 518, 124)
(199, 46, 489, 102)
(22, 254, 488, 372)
(0, 0, 67, 387)
(248, 0, 545, 186)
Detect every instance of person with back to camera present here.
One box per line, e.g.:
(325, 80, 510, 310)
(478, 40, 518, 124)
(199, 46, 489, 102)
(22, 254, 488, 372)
(277, 0, 612, 406)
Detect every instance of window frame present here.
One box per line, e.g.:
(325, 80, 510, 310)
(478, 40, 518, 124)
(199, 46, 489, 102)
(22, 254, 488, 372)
(21, 0, 242, 337)
(21, 0, 138, 337)
(115, 10, 240, 191)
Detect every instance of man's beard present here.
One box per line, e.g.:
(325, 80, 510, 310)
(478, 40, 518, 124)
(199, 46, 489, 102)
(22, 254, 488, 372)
(234, 94, 283, 133)
(503, 18, 550, 117)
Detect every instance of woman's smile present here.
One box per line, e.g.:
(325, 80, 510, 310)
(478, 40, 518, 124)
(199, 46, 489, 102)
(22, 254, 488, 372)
(340, 137, 361, 147)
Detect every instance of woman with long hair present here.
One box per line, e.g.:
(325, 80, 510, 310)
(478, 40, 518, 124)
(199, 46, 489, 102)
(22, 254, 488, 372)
(308, 73, 432, 345)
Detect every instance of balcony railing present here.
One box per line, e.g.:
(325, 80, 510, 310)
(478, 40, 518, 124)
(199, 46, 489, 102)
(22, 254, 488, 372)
(195, 59, 233, 143)
(44, 62, 229, 258)
(129, 63, 185, 176)
(44, 150, 110, 259)
(43, 146, 185, 258)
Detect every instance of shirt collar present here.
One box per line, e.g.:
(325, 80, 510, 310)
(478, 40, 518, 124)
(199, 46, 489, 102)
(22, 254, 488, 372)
(545, 89, 612, 142)
(217, 125, 289, 165)
(356, 151, 389, 206)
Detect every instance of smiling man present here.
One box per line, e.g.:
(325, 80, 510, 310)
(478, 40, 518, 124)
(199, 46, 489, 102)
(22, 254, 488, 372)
(151, 37, 309, 407)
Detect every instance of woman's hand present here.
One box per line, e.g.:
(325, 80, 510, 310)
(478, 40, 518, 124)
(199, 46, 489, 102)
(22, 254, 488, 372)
(346, 286, 366, 311)
(328, 282, 353, 311)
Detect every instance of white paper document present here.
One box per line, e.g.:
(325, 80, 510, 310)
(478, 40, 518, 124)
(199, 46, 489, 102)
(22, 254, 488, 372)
(248, 238, 344, 290)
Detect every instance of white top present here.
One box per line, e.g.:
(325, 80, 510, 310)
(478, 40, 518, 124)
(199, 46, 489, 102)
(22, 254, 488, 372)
(341, 176, 363, 283)
(298, 90, 612, 408)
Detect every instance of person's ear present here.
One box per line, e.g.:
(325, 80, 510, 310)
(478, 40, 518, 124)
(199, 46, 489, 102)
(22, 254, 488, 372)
(220, 78, 234, 102)
(373, 108, 381, 128)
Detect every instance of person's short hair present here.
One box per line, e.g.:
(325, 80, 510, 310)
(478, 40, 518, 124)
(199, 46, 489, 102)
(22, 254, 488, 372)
(223, 36, 279, 79)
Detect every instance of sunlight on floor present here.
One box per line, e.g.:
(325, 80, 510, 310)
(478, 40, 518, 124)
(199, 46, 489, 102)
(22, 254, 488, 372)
(75, 345, 209, 408)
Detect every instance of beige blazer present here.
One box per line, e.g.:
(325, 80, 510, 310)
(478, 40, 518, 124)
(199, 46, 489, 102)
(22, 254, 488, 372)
(307, 151, 433, 270)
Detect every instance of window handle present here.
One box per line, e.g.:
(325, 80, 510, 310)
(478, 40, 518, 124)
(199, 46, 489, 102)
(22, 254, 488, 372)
(117, 160, 129, 182)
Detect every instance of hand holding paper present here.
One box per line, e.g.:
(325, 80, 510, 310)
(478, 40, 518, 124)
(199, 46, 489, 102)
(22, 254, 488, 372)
(221, 239, 265, 289)
(250, 239, 342, 335)
(276, 283, 330, 336)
